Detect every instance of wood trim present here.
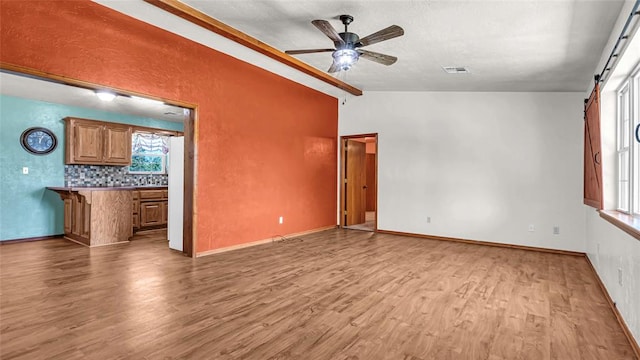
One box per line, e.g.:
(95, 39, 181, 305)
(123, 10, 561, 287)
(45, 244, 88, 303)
(599, 210, 640, 241)
(0, 234, 63, 245)
(143, 0, 363, 97)
(584, 254, 640, 360)
(64, 234, 90, 247)
(0, 62, 196, 109)
(1, 62, 198, 258)
(376, 229, 585, 257)
(196, 225, 336, 257)
(183, 108, 195, 257)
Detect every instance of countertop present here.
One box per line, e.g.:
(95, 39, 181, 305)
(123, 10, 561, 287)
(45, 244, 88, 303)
(47, 185, 168, 192)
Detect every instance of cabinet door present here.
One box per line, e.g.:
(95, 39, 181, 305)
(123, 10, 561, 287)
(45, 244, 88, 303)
(140, 202, 163, 227)
(161, 201, 168, 225)
(63, 198, 73, 234)
(72, 121, 104, 164)
(103, 125, 132, 165)
(132, 213, 140, 229)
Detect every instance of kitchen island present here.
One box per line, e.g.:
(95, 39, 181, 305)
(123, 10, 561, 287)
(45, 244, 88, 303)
(47, 186, 135, 247)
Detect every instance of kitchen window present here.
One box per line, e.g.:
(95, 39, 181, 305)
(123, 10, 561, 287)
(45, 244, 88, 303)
(129, 132, 169, 174)
(616, 66, 640, 216)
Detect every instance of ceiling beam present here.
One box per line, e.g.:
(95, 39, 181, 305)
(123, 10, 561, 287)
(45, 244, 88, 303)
(144, 0, 363, 96)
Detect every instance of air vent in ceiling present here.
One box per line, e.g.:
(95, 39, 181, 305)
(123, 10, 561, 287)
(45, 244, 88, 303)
(442, 66, 470, 74)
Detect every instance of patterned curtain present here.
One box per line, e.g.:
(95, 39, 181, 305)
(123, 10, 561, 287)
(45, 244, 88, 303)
(132, 133, 169, 154)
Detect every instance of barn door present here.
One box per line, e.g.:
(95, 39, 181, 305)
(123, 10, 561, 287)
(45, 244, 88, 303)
(584, 83, 603, 209)
(345, 139, 367, 225)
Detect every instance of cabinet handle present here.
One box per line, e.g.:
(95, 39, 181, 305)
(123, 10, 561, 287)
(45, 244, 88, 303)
(594, 151, 601, 165)
(635, 123, 640, 143)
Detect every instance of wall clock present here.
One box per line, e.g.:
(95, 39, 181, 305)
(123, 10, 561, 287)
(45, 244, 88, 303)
(20, 127, 58, 155)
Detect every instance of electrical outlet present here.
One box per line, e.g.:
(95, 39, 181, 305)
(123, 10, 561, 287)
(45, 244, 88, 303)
(618, 268, 623, 286)
(528, 224, 535, 232)
(427, 217, 431, 223)
(279, 216, 283, 225)
(22, 167, 28, 175)
(553, 226, 560, 235)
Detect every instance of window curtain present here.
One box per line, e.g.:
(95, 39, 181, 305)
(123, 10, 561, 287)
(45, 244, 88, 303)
(132, 133, 169, 154)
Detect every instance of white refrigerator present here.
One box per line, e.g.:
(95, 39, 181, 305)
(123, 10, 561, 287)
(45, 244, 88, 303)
(168, 136, 184, 251)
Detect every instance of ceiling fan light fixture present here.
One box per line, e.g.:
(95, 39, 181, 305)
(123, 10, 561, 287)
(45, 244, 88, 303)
(333, 49, 359, 70)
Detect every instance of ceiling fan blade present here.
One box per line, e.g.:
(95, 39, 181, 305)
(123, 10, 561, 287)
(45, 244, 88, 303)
(357, 49, 397, 66)
(357, 25, 404, 47)
(285, 49, 335, 55)
(328, 62, 341, 73)
(312, 20, 345, 46)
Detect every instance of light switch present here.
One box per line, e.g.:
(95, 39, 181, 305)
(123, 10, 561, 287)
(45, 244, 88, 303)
(22, 167, 29, 175)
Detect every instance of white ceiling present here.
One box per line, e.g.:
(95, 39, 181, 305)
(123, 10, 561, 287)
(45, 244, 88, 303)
(0, 72, 188, 122)
(174, 0, 626, 92)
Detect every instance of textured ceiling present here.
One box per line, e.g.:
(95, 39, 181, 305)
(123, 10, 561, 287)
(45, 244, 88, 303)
(181, 0, 624, 92)
(0, 72, 188, 123)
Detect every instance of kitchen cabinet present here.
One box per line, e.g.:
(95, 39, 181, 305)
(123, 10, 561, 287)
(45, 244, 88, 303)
(48, 187, 133, 246)
(132, 191, 140, 230)
(64, 117, 132, 165)
(137, 189, 168, 231)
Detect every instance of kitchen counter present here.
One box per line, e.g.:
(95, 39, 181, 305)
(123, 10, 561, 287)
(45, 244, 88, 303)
(47, 187, 134, 247)
(47, 185, 167, 192)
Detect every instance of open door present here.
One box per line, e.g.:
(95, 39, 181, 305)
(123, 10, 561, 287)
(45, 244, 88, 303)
(345, 139, 367, 225)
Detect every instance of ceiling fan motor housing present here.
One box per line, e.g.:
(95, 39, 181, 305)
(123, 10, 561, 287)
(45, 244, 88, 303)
(336, 32, 360, 50)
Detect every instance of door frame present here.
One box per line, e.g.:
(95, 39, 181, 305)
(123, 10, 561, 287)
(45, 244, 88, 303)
(1, 64, 197, 257)
(339, 133, 378, 231)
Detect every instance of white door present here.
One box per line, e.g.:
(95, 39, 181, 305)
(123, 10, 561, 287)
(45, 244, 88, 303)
(168, 136, 184, 251)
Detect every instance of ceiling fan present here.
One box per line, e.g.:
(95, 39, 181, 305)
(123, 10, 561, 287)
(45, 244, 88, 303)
(285, 15, 404, 73)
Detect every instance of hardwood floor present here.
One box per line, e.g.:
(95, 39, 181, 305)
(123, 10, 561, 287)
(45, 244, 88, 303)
(0, 229, 635, 359)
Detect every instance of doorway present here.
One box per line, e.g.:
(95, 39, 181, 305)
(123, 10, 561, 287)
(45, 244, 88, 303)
(0, 67, 196, 257)
(340, 134, 377, 232)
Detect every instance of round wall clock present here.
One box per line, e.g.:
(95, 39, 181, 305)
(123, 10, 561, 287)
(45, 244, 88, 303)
(20, 127, 58, 155)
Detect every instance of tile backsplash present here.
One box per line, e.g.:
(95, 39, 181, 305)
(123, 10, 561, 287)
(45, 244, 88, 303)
(65, 165, 168, 187)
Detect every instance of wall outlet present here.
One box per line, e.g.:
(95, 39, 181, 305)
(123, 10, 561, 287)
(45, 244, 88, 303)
(528, 224, 535, 232)
(279, 216, 283, 225)
(553, 226, 560, 235)
(618, 268, 623, 286)
(22, 167, 28, 175)
(427, 217, 431, 223)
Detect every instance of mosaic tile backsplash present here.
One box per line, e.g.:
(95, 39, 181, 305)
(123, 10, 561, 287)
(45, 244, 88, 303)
(65, 165, 168, 187)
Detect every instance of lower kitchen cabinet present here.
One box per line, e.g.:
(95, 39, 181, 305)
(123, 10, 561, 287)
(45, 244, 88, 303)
(136, 189, 168, 231)
(48, 187, 133, 246)
(140, 201, 167, 227)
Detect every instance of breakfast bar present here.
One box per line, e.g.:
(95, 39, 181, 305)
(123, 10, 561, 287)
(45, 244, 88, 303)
(47, 186, 134, 247)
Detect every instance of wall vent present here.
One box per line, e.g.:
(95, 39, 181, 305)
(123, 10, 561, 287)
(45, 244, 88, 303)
(442, 66, 470, 74)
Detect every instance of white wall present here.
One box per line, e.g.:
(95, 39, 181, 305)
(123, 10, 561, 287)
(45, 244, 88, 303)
(340, 91, 586, 252)
(584, 0, 640, 344)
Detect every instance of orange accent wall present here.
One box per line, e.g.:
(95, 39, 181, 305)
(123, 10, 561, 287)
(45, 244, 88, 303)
(0, 0, 338, 252)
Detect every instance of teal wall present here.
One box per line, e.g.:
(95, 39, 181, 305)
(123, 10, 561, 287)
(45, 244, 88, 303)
(0, 95, 183, 241)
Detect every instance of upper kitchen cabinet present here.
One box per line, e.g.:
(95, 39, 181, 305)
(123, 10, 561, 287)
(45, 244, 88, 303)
(64, 117, 132, 165)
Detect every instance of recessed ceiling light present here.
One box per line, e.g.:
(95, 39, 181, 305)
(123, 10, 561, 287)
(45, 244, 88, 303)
(442, 66, 470, 74)
(96, 90, 116, 101)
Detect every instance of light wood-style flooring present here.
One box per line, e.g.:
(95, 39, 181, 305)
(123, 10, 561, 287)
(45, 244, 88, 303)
(0, 229, 635, 359)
